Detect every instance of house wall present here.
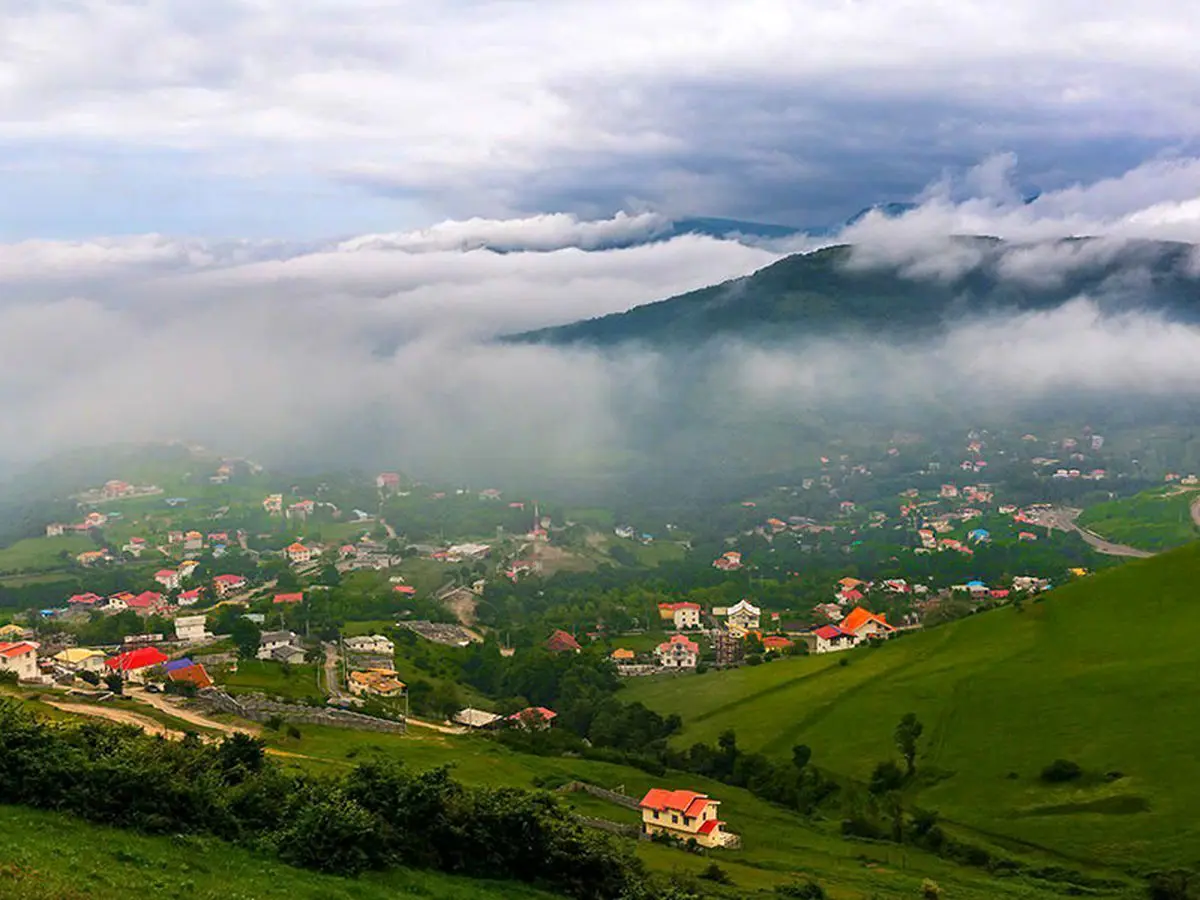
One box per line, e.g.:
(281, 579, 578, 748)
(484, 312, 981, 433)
(673, 608, 700, 629)
(0, 650, 37, 681)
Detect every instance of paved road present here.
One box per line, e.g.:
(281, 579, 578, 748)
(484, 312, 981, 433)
(1029, 507, 1155, 558)
(321, 642, 344, 698)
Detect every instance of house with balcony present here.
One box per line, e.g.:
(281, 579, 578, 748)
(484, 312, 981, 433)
(639, 789, 736, 848)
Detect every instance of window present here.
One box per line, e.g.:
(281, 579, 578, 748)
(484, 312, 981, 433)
(652, 810, 659, 819)
(672, 814, 678, 824)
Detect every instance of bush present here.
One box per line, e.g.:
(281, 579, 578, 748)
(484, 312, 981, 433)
(869, 760, 905, 795)
(698, 862, 732, 884)
(775, 879, 826, 898)
(1040, 759, 1083, 783)
(0, 671, 18, 686)
(921, 878, 942, 899)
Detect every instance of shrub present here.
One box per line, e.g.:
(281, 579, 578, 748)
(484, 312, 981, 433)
(698, 862, 732, 884)
(869, 760, 905, 795)
(921, 878, 942, 899)
(1040, 759, 1083, 783)
(775, 879, 827, 898)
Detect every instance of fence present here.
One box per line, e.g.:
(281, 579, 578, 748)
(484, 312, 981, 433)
(198, 688, 406, 734)
(557, 781, 642, 810)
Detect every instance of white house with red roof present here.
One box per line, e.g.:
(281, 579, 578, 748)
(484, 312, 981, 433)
(0, 641, 40, 681)
(507, 707, 557, 730)
(639, 789, 735, 848)
(154, 569, 181, 591)
(68, 592, 103, 607)
(655, 634, 699, 669)
(810, 624, 855, 654)
(105, 647, 169, 683)
(126, 591, 166, 615)
(178, 588, 203, 607)
(286, 542, 313, 564)
(213, 574, 247, 598)
(839, 607, 895, 642)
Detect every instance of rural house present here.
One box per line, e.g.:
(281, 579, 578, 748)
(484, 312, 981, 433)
(105, 647, 169, 683)
(154, 569, 181, 590)
(257, 631, 303, 662)
(655, 634, 699, 669)
(52, 648, 107, 673)
(286, 542, 313, 564)
(165, 659, 213, 689)
(657, 601, 702, 630)
(0, 642, 40, 681)
(839, 607, 895, 641)
(347, 668, 406, 697)
(213, 574, 247, 598)
(546, 629, 581, 653)
(725, 599, 761, 634)
(345, 634, 394, 656)
(810, 624, 856, 654)
(507, 707, 557, 730)
(174, 615, 209, 643)
(639, 789, 735, 848)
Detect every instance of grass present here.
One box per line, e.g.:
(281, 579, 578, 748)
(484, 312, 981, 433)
(218, 660, 323, 703)
(0, 804, 558, 900)
(1077, 486, 1200, 550)
(624, 542, 1200, 873)
(0, 535, 95, 575)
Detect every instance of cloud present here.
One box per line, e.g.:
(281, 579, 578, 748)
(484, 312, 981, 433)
(3, 1, 1200, 233)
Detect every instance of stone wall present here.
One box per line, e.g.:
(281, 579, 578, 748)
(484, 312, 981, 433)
(198, 688, 406, 734)
(557, 780, 641, 810)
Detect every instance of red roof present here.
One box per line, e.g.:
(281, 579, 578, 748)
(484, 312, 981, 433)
(69, 592, 102, 605)
(126, 591, 162, 608)
(213, 574, 246, 585)
(657, 634, 699, 654)
(839, 588, 864, 602)
(814, 624, 847, 640)
(274, 592, 304, 604)
(106, 647, 169, 671)
(393, 585, 416, 595)
(639, 789, 715, 818)
(167, 662, 213, 688)
(0, 642, 36, 659)
(546, 629, 581, 652)
(762, 635, 793, 650)
(155, 569, 177, 578)
(508, 706, 557, 722)
(180, 589, 202, 600)
(697, 819, 724, 835)
(658, 601, 702, 611)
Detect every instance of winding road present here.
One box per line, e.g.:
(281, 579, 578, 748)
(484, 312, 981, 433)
(1026, 507, 1155, 559)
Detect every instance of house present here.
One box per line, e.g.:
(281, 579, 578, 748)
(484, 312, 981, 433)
(154, 569, 181, 591)
(345, 634, 394, 656)
(393, 585, 417, 596)
(347, 668, 406, 697)
(614, 525, 636, 540)
(0, 642, 40, 681)
(761, 635, 793, 653)
(546, 629, 581, 654)
(339, 544, 358, 559)
(840, 607, 895, 641)
(657, 601, 702, 630)
(836, 587, 864, 606)
(46, 523, 66, 537)
(713, 551, 743, 571)
(725, 600, 761, 633)
(184, 531, 204, 551)
(274, 592, 304, 605)
(68, 592, 103, 607)
(810, 624, 856, 654)
(76, 550, 111, 567)
(165, 659, 213, 689)
(454, 707, 503, 729)
(967, 528, 991, 545)
(639, 789, 734, 848)
(376, 472, 401, 491)
(52, 647, 107, 673)
(268, 644, 307, 665)
(105, 647, 169, 683)
(263, 494, 283, 514)
(258, 631, 301, 660)
(655, 634, 699, 669)
(178, 588, 202, 607)
(213, 574, 247, 597)
(126, 591, 166, 616)
(174, 614, 209, 643)
(507, 707, 556, 730)
(286, 542, 312, 565)
(611, 648, 635, 661)
(167, 530, 184, 544)
(0, 624, 29, 641)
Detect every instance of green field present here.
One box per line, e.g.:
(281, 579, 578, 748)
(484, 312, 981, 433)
(0, 804, 556, 900)
(219, 659, 323, 703)
(625, 543, 1200, 873)
(0, 535, 95, 575)
(1078, 487, 1200, 551)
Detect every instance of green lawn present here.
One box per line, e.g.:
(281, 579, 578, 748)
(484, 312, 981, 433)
(218, 660, 323, 703)
(0, 804, 557, 900)
(625, 543, 1200, 872)
(0, 535, 95, 575)
(1078, 487, 1200, 550)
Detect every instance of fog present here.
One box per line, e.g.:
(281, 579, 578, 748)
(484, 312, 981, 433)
(4, 156, 1200, 486)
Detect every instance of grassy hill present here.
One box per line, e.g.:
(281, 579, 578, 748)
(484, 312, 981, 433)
(624, 543, 1200, 873)
(0, 804, 556, 900)
(1077, 486, 1200, 551)
(512, 237, 1200, 347)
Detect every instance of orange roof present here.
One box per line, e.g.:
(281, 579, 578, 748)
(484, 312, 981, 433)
(840, 607, 893, 634)
(287, 542, 308, 552)
(0, 642, 36, 659)
(611, 648, 635, 660)
(762, 635, 793, 650)
(640, 789, 716, 818)
(838, 576, 865, 588)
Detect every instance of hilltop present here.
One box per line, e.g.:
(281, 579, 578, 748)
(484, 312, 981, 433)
(511, 237, 1200, 346)
(624, 541, 1200, 872)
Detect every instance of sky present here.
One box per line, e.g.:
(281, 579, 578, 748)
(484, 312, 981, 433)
(4, 1, 1200, 480)
(3, 0, 1200, 238)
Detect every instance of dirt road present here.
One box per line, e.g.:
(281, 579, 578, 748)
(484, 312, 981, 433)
(406, 715, 468, 735)
(1028, 507, 1155, 558)
(1192, 497, 1200, 528)
(128, 687, 259, 736)
(44, 700, 182, 739)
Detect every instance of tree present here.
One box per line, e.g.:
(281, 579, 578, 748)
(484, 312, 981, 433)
(791, 744, 812, 772)
(231, 617, 262, 660)
(868, 760, 905, 795)
(894, 712, 924, 777)
(103, 672, 123, 694)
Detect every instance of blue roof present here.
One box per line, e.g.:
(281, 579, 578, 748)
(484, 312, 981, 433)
(164, 658, 194, 672)
(966, 580, 987, 587)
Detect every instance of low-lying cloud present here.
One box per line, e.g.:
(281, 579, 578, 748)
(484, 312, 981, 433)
(5, 156, 1200, 483)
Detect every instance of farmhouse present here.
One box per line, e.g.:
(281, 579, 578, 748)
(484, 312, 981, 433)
(213, 574, 247, 597)
(178, 589, 202, 607)
(286, 543, 313, 564)
(454, 707, 503, 729)
(174, 615, 209, 643)
(347, 667, 406, 697)
(166, 659, 213, 689)
(655, 634, 699, 669)
(154, 569, 181, 590)
(345, 634, 394, 656)
(0, 642, 40, 681)
(639, 789, 735, 848)
(839, 607, 895, 641)
(105, 647, 169, 683)
(52, 647, 107, 673)
(507, 707, 556, 730)
(546, 629, 581, 654)
(761, 635, 793, 653)
(257, 631, 303, 662)
(610, 648, 635, 661)
(657, 601, 702, 630)
(126, 591, 166, 615)
(810, 624, 855, 654)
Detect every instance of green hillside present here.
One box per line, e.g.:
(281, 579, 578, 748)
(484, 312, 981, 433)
(0, 804, 555, 900)
(513, 237, 1200, 346)
(1077, 486, 1200, 551)
(624, 543, 1200, 872)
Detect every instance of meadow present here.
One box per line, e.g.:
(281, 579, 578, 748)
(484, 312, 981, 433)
(624, 543, 1200, 872)
(1077, 486, 1200, 550)
(219, 659, 324, 703)
(0, 535, 95, 575)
